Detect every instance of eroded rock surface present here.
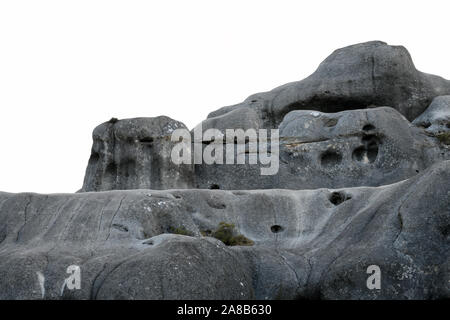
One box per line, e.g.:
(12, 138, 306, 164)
(195, 107, 446, 190)
(81, 42, 450, 192)
(203, 41, 450, 132)
(413, 95, 450, 135)
(0, 161, 448, 299)
(1, 41, 449, 300)
(81, 116, 193, 192)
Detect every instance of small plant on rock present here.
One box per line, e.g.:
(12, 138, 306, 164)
(436, 132, 450, 145)
(210, 222, 254, 246)
(168, 226, 193, 236)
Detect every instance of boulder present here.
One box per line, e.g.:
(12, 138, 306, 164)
(203, 41, 450, 132)
(81, 116, 193, 192)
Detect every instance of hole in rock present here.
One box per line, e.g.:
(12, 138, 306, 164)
(352, 146, 366, 162)
(329, 192, 351, 206)
(362, 124, 375, 131)
(439, 224, 450, 237)
(139, 137, 154, 144)
(320, 150, 342, 167)
(206, 199, 226, 209)
(89, 151, 100, 162)
(270, 225, 284, 233)
(322, 118, 338, 127)
(209, 184, 220, 190)
(105, 162, 117, 175)
(112, 224, 129, 232)
(352, 135, 379, 163)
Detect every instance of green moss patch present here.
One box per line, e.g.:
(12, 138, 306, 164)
(436, 132, 450, 145)
(209, 222, 254, 246)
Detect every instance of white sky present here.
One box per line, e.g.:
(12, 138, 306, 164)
(0, 0, 449, 193)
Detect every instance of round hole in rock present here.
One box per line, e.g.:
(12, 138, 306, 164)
(362, 124, 375, 131)
(320, 150, 342, 167)
(271, 225, 284, 233)
(329, 192, 351, 206)
(353, 135, 379, 163)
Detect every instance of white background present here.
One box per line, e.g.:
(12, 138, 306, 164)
(0, 0, 449, 193)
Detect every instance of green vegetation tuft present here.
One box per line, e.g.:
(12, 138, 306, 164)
(436, 132, 450, 145)
(209, 222, 254, 246)
(168, 226, 194, 236)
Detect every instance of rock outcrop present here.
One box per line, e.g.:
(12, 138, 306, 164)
(203, 41, 450, 132)
(0, 41, 449, 300)
(81, 116, 193, 192)
(413, 95, 450, 135)
(0, 161, 448, 299)
(195, 107, 447, 190)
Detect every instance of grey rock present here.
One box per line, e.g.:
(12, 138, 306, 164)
(202, 41, 450, 133)
(1, 41, 449, 300)
(79, 42, 450, 192)
(194, 107, 447, 190)
(81, 116, 193, 192)
(0, 161, 448, 299)
(413, 95, 450, 135)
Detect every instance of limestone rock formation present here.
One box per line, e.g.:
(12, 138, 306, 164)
(0, 41, 449, 300)
(0, 161, 448, 299)
(81, 116, 193, 192)
(413, 95, 450, 135)
(203, 41, 450, 133)
(195, 107, 446, 190)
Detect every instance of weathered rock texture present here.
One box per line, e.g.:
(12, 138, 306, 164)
(203, 41, 450, 131)
(1, 41, 449, 300)
(0, 161, 448, 299)
(195, 107, 447, 190)
(413, 95, 450, 135)
(81, 116, 193, 192)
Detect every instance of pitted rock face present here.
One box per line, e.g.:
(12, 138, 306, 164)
(194, 107, 444, 190)
(81, 116, 193, 192)
(0, 161, 449, 299)
(202, 41, 450, 132)
(1, 40, 450, 300)
(413, 95, 450, 135)
(80, 42, 450, 192)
